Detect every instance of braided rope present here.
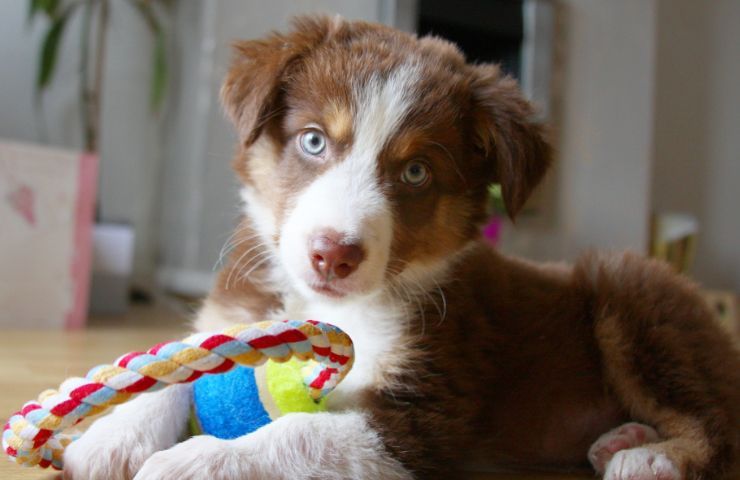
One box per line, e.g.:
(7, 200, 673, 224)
(2, 320, 353, 470)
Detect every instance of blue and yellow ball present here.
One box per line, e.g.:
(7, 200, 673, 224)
(190, 359, 326, 439)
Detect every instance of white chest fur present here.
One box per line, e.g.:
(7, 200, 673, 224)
(281, 292, 407, 409)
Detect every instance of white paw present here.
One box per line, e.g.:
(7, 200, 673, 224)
(604, 447, 681, 480)
(63, 414, 173, 480)
(136, 412, 412, 480)
(62, 386, 191, 480)
(589, 422, 660, 474)
(134, 436, 256, 480)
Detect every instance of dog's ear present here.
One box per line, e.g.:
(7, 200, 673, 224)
(468, 64, 552, 219)
(221, 16, 342, 147)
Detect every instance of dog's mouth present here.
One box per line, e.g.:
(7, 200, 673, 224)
(305, 272, 382, 300)
(309, 282, 347, 298)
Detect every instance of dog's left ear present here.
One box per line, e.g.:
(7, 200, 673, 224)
(468, 64, 553, 219)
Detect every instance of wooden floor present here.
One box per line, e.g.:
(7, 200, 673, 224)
(1, 305, 185, 480)
(0, 303, 733, 479)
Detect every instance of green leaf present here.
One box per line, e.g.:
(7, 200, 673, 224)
(28, 0, 43, 24)
(128, 0, 157, 31)
(150, 29, 167, 112)
(128, 0, 168, 112)
(29, 0, 60, 22)
(39, 0, 60, 17)
(36, 15, 67, 92)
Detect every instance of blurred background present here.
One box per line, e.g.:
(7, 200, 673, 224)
(0, 0, 738, 330)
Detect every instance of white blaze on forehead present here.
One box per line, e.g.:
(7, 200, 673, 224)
(315, 62, 422, 234)
(351, 63, 422, 170)
(278, 63, 421, 298)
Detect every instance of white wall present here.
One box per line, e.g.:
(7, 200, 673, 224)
(504, 0, 740, 292)
(556, 0, 657, 257)
(0, 2, 164, 286)
(652, 0, 740, 291)
(501, 0, 658, 261)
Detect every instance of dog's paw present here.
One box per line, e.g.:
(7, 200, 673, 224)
(588, 422, 660, 474)
(63, 419, 166, 480)
(63, 386, 191, 480)
(604, 447, 681, 480)
(134, 436, 255, 480)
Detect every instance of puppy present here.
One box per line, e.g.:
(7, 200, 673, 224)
(64, 16, 740, 480)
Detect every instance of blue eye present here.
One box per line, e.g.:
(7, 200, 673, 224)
(401, 161, 430, 187)
(299, 130, 326, 156)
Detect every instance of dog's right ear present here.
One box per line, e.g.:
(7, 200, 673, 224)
(221, 16, 343, 147)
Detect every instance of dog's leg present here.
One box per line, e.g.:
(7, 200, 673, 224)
(63, 383, 192, 480)
(133, 411, 412, 480)
(581, 252, 740, 479)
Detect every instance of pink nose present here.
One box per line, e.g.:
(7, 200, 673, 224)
(309, 232, 365, 280)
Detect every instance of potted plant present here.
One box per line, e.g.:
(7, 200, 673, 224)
(29, 0, 170, 317)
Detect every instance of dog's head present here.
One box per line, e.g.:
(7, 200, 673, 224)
(222, 16, 551, 302)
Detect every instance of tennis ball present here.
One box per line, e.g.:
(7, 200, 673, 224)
(191, 358, 326, 439)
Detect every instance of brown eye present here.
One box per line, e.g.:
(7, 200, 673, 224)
(401, 161, 430, 187)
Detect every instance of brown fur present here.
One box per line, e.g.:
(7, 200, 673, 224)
(209, 15, 740, 480)
(363, 249, 740, 478)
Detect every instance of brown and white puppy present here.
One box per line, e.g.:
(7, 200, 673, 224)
(63, 16, 740, 480)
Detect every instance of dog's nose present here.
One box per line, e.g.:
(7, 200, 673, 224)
(309, 233, 364, 280)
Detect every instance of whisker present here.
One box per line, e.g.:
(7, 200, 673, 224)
(387, 279, 413, 332)
(214, 230, 262, 272)
(384, 268, 417, 329)
(392, 259, 449, 335)
(225, 241, 268, 290)
(430, 277, 448, 325)
(216, 228, 262, 255)
(390, 271, 427, 337)
(240, 254, 275, 282)
(214, 230, 243, 271)
(234, 247, 272, 281)
(384, 281, 405, 313)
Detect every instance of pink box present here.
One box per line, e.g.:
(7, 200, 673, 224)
(0, 141, 97, 329)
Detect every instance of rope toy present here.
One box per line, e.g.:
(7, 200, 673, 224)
(2, 320, 353, 470)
